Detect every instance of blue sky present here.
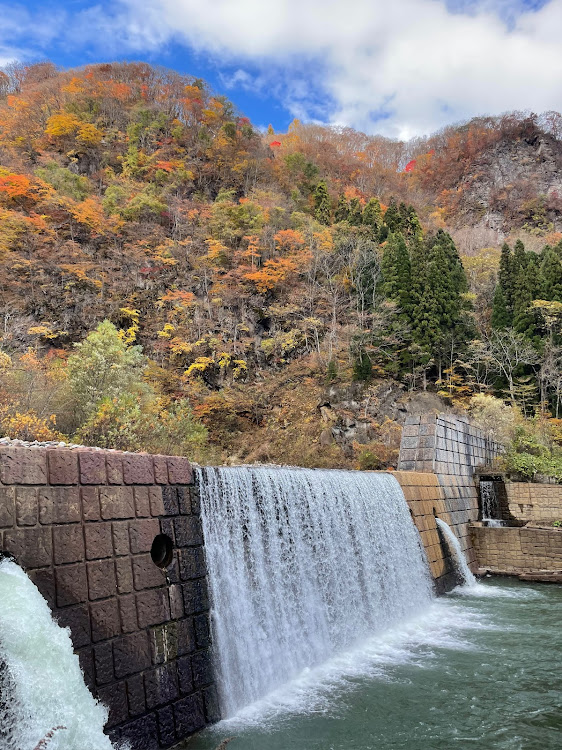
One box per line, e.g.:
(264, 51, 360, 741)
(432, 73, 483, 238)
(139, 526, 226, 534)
(2, 0, 561, 139)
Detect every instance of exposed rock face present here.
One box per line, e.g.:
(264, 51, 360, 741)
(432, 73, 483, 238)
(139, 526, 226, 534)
(455, 129, 562, 237)
(318, 381, 451, 458)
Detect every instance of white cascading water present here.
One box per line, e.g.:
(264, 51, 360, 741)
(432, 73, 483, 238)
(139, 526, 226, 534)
(197, 466, 434, 718)
(0, 558, 117, 750)
(435, 518, 477, 586)
(480, 480, 505, 527)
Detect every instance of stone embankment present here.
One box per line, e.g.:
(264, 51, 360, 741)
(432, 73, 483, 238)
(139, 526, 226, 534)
(0, 439, 217, 749)
(470, 478, 562, 582)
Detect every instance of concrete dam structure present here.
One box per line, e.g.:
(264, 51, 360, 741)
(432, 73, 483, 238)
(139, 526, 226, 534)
(0, 414, 561, 748)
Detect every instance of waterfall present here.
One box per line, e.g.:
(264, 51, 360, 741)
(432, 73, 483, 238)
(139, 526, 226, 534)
(0, 558, 117, 750)
(435, 518, 477, 586)
(197, 466, 434, 718)
(479, 480, 505, 527)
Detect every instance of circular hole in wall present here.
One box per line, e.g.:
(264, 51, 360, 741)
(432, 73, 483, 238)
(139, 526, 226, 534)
(150, 534, 173, 569)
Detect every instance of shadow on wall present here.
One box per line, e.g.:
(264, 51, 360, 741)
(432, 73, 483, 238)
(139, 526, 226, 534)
(392, 472, 466, 594)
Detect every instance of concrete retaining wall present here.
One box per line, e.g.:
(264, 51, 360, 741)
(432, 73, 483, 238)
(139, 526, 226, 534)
(0, 440, 498, 747)
(0, 445, 217, 750)
(504, 482, 562, 523)
(398, 414, 503, 476)
(396, 414, 496, 577)
(393, 472, 479, 592)
(471, 525, 562, 575)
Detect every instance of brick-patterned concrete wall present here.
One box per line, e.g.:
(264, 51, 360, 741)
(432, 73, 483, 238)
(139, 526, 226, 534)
(471, 526, 562, 574)
(398, 414, 503, 476)
(0, 446, 217, 750)
(397, 415, 501, 577)
(393, 472, 478, 593)
(503, 482, 562, 523)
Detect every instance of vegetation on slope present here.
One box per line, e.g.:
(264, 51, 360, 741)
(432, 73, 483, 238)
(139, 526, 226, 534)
(0, 61, 561, 470)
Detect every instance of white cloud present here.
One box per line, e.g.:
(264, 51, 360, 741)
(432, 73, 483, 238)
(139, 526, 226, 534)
(106, 0, 562, 137)
(0, 4, 67, 68)
(6, 0, 562, 138)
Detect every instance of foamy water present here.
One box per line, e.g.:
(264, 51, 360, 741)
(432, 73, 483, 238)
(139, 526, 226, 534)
(0, 559, 118, 750)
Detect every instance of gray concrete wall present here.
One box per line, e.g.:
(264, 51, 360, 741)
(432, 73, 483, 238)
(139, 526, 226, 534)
(398, 414, 503, 476)
(397, 414, 503, 573)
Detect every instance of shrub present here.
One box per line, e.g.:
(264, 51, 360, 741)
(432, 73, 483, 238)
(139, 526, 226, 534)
(76, 393, 208, 457)
(468, 393, 517, 446)
(67, 320, 147, 424)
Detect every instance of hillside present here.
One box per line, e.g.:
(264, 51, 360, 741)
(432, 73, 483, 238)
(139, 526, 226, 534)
(1, 61, 562, 469)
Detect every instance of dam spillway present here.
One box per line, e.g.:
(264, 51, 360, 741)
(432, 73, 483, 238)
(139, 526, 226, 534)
(197, 466, 434, 718)
(0, 436, 492, 748)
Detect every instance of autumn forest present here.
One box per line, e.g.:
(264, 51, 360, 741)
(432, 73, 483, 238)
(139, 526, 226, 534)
(2, 61, 562, 474)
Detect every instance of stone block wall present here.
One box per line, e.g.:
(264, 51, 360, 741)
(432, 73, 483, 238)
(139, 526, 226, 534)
(398, 414, 503, 476)
(397, 415, 502, 579)
(471, 526, 562, 574)
(436, 474, 480, 568)
(0, 446, 217, 750)
(504, 482, 562, 523)
(393, 472, 478, 592)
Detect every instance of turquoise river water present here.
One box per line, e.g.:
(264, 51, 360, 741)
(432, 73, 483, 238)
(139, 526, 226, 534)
(182, 579, 562, 750)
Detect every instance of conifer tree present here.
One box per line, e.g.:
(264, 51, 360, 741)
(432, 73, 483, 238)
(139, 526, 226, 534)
(509, 240, 542, 342)
(352, 351, 372, 381)
(381, 232, 411, 312)
(513, 239, 527, 275)
(525, 251, 542, 300)
(433, 229, 469, 296)
(383, 197, 401, 233)
(334, 194, 349, 223)
(348, 197, 363, 226)
(498, 242, 514, 313)
(541, 245, 562, 302)
(409, 234, 471, 368)
(362, 197, 382, 240)
(378, 223, 389, 242)
(313, 181, 331, 225)
(491, 284, 511, 328)
(403, 205, 423, 243)
(513, 264, 536, 340)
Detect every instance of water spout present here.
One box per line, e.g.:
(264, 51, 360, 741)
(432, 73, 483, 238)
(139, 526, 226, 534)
(480, 480, 505, 527)
(435, 517, 476, 586)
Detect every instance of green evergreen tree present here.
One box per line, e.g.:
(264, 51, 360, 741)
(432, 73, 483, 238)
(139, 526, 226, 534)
(381, 232, 411, 311)
(352, 350, 372, 381)
(491, 284, 511, 328)
(326, 358, 338, 383)
(409, 234, 471, 367)
(362, 197, 383, 240)
(513, 239, 527, 275)
(334, 194, 349, 223)
(540, 245, 562, 301)
(513, 264, 536, 340)
(433, 229, 469, 296)
(313, 181, 331, 225)
(347, 197, 362, 225)
(403, 205, 423, 243)
(510, 240, 542, 342)
(498, 242, 514, 312)
(383, 197, 401, 233)
(526, 251, 542, 300)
